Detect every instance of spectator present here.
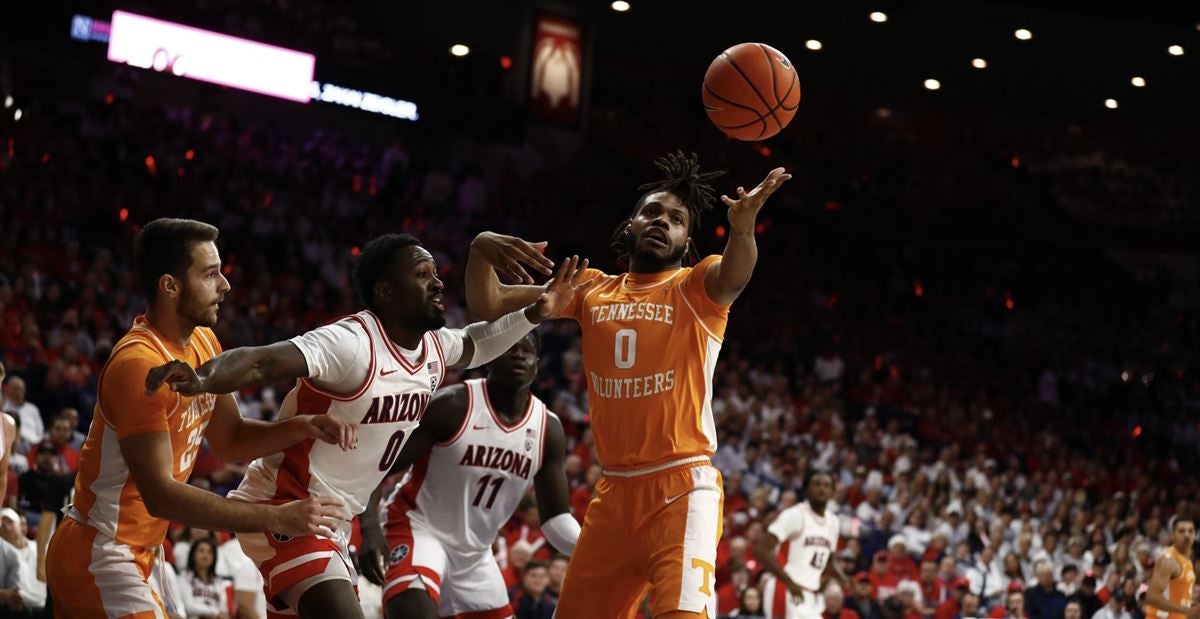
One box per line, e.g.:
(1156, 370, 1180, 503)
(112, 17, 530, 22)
(889, 536, 920, 582)
(1090, 590, 1130, 619)
(56, 408, 85, 452)
(1025, 561, 1068, 619)
(0, 536, 22, 617)
(720, 587, 765, 619)
(172, 527, 216, 572)
(990, 589, 1027, 619)
(890, 580, 925, 619)
(957, 593, 981, 619)
(965, 547, 1006, 608)
(547, 554, 569, 599)
(1067, 575, 1101, 619)
(0, 509, 43, 614)
(510, 560, 555, 619)
(1, 378, 40, 449)
(215, 534, 266, 619)
(1058, 566, 1080, 597)
(826, 582, 863, 619)
(31, 414, 79, 474)
(1063, 600, 1082, 619)
(176, 538, 228, 619)
(718, 562, 752, 616)
(920, 559, 947, 609)
(936, 578, 973, 619)
(502, 540, 534, 590)
(871, 552, 902, 601)
(17, 441, 72, 527)
(850, 572, 887, 619)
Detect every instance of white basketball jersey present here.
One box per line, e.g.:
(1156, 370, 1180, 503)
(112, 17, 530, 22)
(230, 311, 448, 517)
(766, 501, 841, 591)
(384, 378, 550, 553)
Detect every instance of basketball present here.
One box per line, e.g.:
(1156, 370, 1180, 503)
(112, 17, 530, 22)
(702, 42, 801, 141)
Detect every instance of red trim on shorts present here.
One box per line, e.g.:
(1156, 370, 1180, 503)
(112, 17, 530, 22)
(451, 606, 516, 619)
(255, 528, 341, 605)
(772, 575, 788, 618)
(297, 315, 376, 401)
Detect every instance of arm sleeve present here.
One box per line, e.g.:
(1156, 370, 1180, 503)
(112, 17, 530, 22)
(767, 506, 805, 543)
(289, 318, 371, 393)
(434, 328, 467, 367)
(100, 353, 177, 439)
(550, 268, 606, 322)
(682, 255, 732, 316)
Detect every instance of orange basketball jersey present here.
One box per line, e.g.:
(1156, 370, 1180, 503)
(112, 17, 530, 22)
(556, 255, 729, 471)
(1146, 546, 1196, 619)
(69, 315, 222, 548)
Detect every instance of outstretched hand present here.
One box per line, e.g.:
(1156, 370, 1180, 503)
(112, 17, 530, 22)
(720, 167, 791, 233)
(527, 255, 593, 323)
(145, 360, 206, 396)
(471, 232, 555, 284)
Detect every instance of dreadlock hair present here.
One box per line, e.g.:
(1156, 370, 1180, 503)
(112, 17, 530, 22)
(610, 151, 726, 266)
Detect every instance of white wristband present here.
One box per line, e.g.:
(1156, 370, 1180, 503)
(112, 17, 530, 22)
(541, 513, 581, 556)
(462, 308, 537, 369)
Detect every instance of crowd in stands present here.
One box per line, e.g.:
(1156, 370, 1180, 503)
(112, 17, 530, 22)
(0, 50, 1198, 619)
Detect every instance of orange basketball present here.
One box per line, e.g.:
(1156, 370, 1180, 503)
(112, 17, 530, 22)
(702, 43, 801, 141)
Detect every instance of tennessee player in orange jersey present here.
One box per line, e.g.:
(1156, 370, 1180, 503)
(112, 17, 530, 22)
(468, 152, 790, 618)
(1145, 516, 1199, 619)
(46, 219, 354, 619)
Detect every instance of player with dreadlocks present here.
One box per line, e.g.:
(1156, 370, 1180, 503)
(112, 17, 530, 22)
(468, 151, 790, 618)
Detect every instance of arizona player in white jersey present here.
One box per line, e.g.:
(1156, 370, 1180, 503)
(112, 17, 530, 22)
(754, 471, 845, 619)
(357, 331, 577, 619)
(147, 233, 590, 619)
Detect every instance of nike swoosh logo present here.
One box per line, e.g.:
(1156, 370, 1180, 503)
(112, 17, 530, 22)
(664, 491, 690, 505)
(380, 369, 399, 377)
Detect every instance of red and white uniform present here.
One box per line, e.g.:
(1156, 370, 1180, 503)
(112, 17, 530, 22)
(381, 378, 552, 617)
(229, 310, 463, 615)
(762, 501, 841, 619)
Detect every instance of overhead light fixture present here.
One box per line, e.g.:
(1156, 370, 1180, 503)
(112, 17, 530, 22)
(1104, 98, 1118, 109)
(611, 1, 631, 12)
(2, 95, 11, 109)
(1014, 28, 1032, 41)
(924, 78, 941, 91)
(1168, 45, 1184, 56)
(869, 11, 888, 23)
(450, 44, 470, 57)
(13, 109, 21, 121)
(971, 58, 988, 69)
(1131, 76, 1146, 87)
(805, 39, 823, 51)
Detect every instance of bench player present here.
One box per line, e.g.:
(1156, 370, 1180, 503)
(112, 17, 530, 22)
(146, 233, 590, 618)
(754, 471, 846, 619)
(469, 152, 790, 618)
(357, 330, 577, 618)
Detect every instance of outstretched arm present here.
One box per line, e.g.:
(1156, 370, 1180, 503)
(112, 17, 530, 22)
(449, 255, 593, 371)
(704, 167, 791, 305)
(359, 386, 470, 586)
(1145, 555, 1192, 616)
(534, 414, 579, 555)
(204, 393, 357, 462)
(145, 341, 309, 396)
(466, 232, 552, 320)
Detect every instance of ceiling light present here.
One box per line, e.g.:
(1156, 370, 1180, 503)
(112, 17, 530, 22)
(1014, 29, 1032, 41)
(805, 39, 823, 51)
(1168, 45, 1184, 56)
(1131, 76, 1145, 87)
(924, 78, 941, 91)
(869, 11, 888, 23)
(611, 1, 631, 12)
(971, 58, 988, 69)
(1104, 98, 1118, 109)
(450, 44, 470, 57)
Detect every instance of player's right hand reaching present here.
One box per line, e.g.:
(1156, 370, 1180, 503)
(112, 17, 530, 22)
(271, 495, 347, 538)
(526, 255, 593, 323)
(471, 231, 555, 284)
